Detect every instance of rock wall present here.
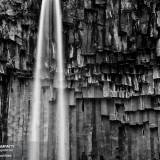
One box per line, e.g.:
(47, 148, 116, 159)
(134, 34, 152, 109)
(1, 0, 160, 160)
(0, 0, 40, 159)
(64, 0, 160, 160)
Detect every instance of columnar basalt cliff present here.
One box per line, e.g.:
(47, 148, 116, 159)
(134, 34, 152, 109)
(64, 1, 160, 160)
(0, 0, 40, 159)
(1, 0, 160, 160)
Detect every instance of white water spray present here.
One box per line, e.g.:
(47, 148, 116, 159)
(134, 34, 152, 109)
(53, 1, 68, 160)
(29, 0, 48, 160)
(29, 0, 68, 160)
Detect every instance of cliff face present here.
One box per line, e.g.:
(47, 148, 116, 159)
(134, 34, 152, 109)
(0, 0, 40, 159)
(64, 0, 160, 160)
(1, 0, 160, 160)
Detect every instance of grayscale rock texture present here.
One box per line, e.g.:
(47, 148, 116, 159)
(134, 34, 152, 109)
(1, 0, 160, 160)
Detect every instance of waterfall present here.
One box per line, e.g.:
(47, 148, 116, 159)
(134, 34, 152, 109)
(29, 0, 48, 160)
(29, 0, 68, 160)
(53, 0, 68, 160)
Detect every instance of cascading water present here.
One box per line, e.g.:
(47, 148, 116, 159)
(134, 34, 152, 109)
(53, 1, 68, 160)
(29, 0, 48, 160)
(29, 0, 68, 160)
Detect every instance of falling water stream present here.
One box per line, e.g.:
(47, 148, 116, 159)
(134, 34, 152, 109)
(29, 0, 47, 159)
(29, 0, 67, 160)
(53, 0, 68, 160)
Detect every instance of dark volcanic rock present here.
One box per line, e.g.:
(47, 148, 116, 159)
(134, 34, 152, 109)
(1, 0, 160, 160)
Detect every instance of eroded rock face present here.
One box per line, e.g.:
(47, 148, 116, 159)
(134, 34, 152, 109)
(64, 1, 160, 160)
(0, 0, 41, 159)
(1, 0, 160, 160)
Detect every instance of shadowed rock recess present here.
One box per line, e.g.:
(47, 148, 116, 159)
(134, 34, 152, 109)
(1, 0, 160, 160)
